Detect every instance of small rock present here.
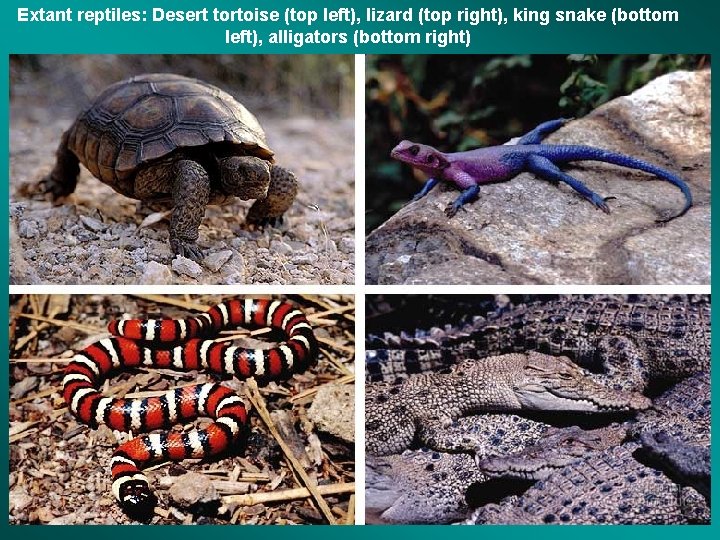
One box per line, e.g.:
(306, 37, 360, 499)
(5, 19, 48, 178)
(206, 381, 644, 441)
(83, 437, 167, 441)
(18, 220, 39, 238)
(172, 256, 203, 277)
(47, 513, 78, 525)
(10, 202, 25, 218)
(140, 261, 173, 284)
(130, 248, 148, 264)
(205, 249, 234, 272)
(270, 241, 294, 255)
(169, 472, 218, 508)
(80, 215, 107, 232)
(292, 253, 319, 265)
(9, 486, 33, 512)
(36, 506, 57, 523)
(307, 383, 354, 443)
(339, 236, 354, 254)
(102, 248, 125, 266)
(292, 224, 314, 243)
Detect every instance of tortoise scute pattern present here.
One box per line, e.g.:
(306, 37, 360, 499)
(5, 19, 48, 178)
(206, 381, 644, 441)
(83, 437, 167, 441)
(66, 74, 272, 186)
(43, 73, 298, 261)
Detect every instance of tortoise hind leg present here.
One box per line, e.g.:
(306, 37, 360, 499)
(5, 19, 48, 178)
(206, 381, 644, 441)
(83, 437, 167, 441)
(41, 130, 80, 199)
(135, 159, 210, 262)
(246, 165, 298, 227)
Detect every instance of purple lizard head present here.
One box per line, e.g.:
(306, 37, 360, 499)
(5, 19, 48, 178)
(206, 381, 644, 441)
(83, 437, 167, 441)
(391, 140, 450, 175)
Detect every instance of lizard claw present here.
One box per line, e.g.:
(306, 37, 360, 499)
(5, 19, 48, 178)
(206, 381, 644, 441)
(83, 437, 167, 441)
(445, 203, 460, 218)
(593, 195, 615, 214)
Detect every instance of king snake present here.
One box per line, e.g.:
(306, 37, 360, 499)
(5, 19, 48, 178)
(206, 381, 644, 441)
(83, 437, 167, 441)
(62, 298, 318, 518)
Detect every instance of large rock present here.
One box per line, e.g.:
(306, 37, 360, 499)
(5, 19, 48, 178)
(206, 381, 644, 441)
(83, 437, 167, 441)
(366, 70, 710, 285)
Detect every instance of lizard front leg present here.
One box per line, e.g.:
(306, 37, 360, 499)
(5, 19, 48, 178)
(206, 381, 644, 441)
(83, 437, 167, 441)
(443, 167, 482, 217)
(526, 154, 614, 213)
(410, 177, 440, 202)
(446, 185, 480, 217)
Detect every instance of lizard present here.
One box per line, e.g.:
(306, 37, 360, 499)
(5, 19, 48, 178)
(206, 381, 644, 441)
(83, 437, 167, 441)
(365, 351, 650, 456)
(468, 443, 710, 524)
(365, 297, 710, 392)
(390, 118, 692, 222)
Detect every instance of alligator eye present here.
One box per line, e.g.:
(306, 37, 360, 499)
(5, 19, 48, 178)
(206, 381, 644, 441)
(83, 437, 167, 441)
(409, 145, 420, 156)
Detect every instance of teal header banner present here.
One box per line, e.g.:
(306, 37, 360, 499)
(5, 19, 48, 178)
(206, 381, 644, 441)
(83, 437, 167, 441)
(5, 0, 717, 53)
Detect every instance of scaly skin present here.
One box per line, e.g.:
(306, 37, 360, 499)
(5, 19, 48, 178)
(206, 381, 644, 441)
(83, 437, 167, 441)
(476, 424, 629, 481)
(366, 414, 550, 524)
(365, 351, 650, 456)
(367, 451, 483, 524)
(366, 298, 711, 390)
(631, 371, 710, 445)
(476, 371, 711, 485)
(391, 118, 692, 222)
(469, 443, 710, 524)
(637, 431, 710, 502)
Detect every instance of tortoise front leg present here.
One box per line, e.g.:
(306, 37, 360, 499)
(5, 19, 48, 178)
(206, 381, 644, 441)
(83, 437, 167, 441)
(41, 129, 80, 199)
(135, 160, 210, 261)
(246, 165, 298, 226)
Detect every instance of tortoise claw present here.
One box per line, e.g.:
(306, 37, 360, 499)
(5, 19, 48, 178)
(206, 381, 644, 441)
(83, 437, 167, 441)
(170, 239, 203, 263)
(246, 215, 284, 230)
(38, 174, 73, 200)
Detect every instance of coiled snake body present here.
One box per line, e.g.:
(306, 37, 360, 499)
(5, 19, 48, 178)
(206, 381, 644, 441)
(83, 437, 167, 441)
(62, 298, 318, 518)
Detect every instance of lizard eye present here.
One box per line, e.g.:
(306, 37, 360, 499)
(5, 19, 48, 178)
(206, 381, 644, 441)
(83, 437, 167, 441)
(426, 155, 436, 164)
(408, 145, 420, 156)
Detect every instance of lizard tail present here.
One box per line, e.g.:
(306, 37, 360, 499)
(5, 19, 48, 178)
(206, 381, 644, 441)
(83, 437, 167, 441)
(544, 145, 693, 222)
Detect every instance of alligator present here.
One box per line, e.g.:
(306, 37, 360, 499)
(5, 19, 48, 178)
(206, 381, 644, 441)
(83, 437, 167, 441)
(637, 431, 710, 503)
(469, 371, 710, 524)
(476, 423, 629, 481)
(367, 451, 483, 524)
(469, 443, 710, 524)
(631, 371, 710, 445)
(366, 351, 650, 456)
(476, 372, 710, 481)
(366, 414, 550, 524)
(366, 297, 710, 391)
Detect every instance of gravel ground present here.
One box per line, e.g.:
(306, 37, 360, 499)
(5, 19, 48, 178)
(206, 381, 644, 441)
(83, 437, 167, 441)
(9, 294, 355, 525)
(10, 60, 355, 285)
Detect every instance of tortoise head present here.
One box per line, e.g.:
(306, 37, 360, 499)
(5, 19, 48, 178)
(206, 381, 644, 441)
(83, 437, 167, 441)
(219, 155, 271, 200)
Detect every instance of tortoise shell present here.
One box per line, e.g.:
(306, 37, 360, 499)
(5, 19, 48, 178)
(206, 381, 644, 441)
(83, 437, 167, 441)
(66, 73, 274, 185)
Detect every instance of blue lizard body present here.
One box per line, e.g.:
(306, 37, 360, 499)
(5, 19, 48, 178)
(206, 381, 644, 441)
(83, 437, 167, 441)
(391, 119, 692, 222)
